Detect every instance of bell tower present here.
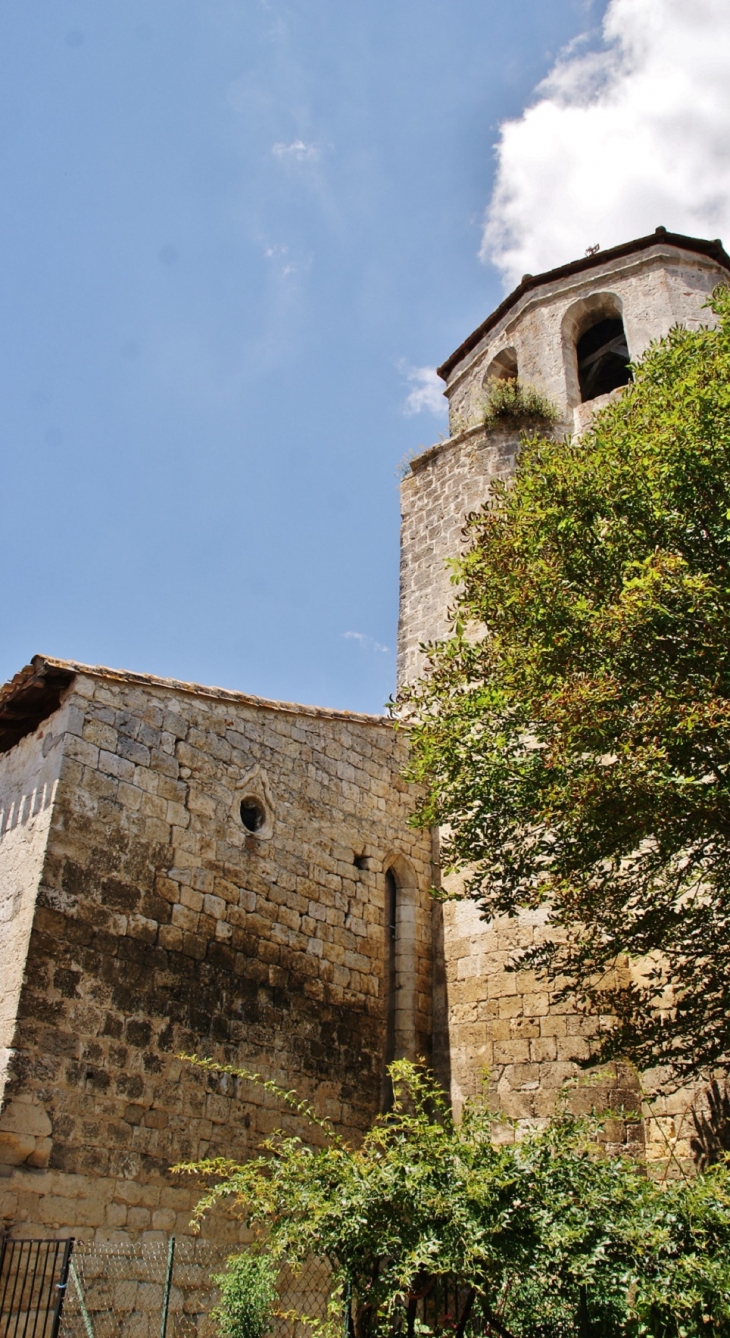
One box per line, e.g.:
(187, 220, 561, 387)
(397, 228, 730, 688)
(399, 229, 730, 1151)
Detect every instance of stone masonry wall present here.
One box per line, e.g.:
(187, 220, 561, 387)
(439, 893, 644, 1140)
(397, 424, 522, 686)
(0, 664, 433, 1240)
(0, 715, 66, 1125)
(441, 890, 701, 1169)
(397, 418, 613, 1137)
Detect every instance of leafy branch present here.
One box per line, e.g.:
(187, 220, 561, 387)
(184, 1060, 730, 1338)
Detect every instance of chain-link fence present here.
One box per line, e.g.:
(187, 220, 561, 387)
(270, 1259, 332, 1338)
(0, 1240, 496, 1338)
(53, 1241, 330, 1338)
(59, 1239, 215, 1338)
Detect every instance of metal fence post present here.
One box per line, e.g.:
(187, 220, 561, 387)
(159, 1236, 175, 1338)
(342, 1277, 353, 1338)
(69, 1259, 95, 1338)
(50, 1240, 74, 1338)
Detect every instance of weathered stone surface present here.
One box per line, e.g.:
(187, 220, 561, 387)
(0, 666, 433, 1238)
(1, 717, 66, 1113)
(0, 1097, 52, 1137)
(2, 236, 722, 1243)
(0, 1131, 37, 1165)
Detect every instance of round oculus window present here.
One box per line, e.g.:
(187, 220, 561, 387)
(240, 797, 266, 833)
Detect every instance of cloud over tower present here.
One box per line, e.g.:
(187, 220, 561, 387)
(483, 0, 730, 289)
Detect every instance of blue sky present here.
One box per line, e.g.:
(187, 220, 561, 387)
(0, 0, 630, 712)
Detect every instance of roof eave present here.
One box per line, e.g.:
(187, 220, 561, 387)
(437, 229, 730, 384)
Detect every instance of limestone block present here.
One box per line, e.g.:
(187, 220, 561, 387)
(144, 817, 170, 844)
(508, 1019, 540, 1039)
(27, 1138, 53, 1168)
(84, 721, 119, 752)
(171, 904, 199, 932)
(537, 1015, 568, 1038)
(118, 782, 143, 811)
(556, 1036, 590, 1062)
(495, 1090, 539, 1121)
(508, 1063, 542, 1089)
(64, 736, 100, 768)
(158, 925, 183, 951)
(485, 1020, 512, 1042)
(0, 1130, 37, 1164)
(205, 1095, 230, 1125)
(0, 1098, 52, 1137)
(127, 915, 158, 944)
(529, 1037, 558, 1063)
(140, 792, 167, 822)
(493, 1040, 530, 1065)
(487, 973, 519, 1000)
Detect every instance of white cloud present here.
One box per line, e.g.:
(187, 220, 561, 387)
(343, 632, 390, 655)
(401, 365, 447, 417)
(272, 139, 319, 162)
(482, 0, 730, 289)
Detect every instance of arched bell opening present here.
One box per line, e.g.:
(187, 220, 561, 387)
(562, 292, 632, 407)
(483, 346, 518, 385)
(576, 317, 631, 402)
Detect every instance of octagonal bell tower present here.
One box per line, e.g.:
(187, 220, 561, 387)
(398, 228, 730, 689)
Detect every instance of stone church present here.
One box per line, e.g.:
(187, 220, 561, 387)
(1, 227, 728, 1242)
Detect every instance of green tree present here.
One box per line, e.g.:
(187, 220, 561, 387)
(183, 1059, 730, 1338)
(398, 286, 730, 1085)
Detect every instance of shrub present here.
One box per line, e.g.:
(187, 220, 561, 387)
(183, 1057, 730, 1338)
(212, 1252, 277, 1338)
(482, 377, 558, 428)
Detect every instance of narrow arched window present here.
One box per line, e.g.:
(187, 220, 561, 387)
(382, 862, 417, 1111)
(384, 869, 397, 1073)
(577, 316, 631, 402)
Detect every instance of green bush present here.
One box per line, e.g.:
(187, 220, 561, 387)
(184, 1057, 730, 1338)
(482, 376, 558, 428)
(212, 1252, 278, 1338)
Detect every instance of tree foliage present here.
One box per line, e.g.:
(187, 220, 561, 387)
(183, 1060, 730, 1338)
(398, 286, 730, 1084)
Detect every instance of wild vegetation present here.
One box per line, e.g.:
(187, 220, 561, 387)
(185, 1059, 730, 1338)
(212, 1252, 279, 1338)
(482, 377, 559, 429)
